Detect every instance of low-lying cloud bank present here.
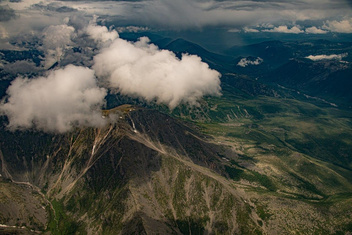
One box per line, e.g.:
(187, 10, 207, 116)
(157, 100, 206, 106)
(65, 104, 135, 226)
(93, 35, 221, 109)
(305, 53, 348, 61)
(262, 25, 303, 34)
(0, 65, 107, 133)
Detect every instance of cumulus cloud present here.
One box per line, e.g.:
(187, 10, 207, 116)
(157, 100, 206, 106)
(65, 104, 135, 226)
(262, 25, 303, 34)
(237, 57, 263, 67)
(0, 20, 222, 132)
(42, 24, 76, 68)
(323, 18, 352, 33)
(0, 65, 107, 132)
(86, 20, 119, 44)
(305, 26, 328, 34)
(93, 29, 221, 109)
(305, 53, 348, 61)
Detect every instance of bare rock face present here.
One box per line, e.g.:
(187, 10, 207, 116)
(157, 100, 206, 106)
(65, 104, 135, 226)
(0, 178, 48, 234)
(0, 106, 254, 234)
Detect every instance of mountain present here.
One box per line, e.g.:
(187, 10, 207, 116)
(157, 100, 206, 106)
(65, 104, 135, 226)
(0, 105, 248, 234)
(163, 38, 234, 73)
(1, 105, 352, 234)
(225, 40, 296, 70)
(261, 58, 352, 107)
(225, 40, 352, 70)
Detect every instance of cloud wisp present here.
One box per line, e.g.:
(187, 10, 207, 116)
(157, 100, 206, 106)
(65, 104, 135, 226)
(41, 24, 76, 68)
(237, 57, 263, 67)
(0, 65, 107, 133)
(243, 25, 330, 34)
(305, 53, 348, 61)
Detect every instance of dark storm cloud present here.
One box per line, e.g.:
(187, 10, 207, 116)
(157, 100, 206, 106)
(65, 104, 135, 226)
(1, 0, 352, 35)
(0, 5, 16, 22)
(58, 0, 142, 1)
(31, 3, 77, 12)
(52, 0, 352, 30)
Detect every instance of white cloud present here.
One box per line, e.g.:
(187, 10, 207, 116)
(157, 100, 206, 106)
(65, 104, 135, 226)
(0, 22, 222, 132)
(86, 20, 119, 44)
(0, 65, 107, 133)
(0, 0, 78, 42)
(323, 18, 352, 33)
(42, 24, 75, 50)
(243, 27, 259, 33)
(305, 26, 328, 34)
(41, 24, 75, 68)
(262, 25, 303, 34)
(92, 28, 221, 109)
(237, 57, 263, 67)
(305, 53, 348, 61)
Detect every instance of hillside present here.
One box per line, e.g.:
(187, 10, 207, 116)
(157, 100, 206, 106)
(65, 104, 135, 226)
(0, 105, 352, 234)
(261, 59, 352, 107)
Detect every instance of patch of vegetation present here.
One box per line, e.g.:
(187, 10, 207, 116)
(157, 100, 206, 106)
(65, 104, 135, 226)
(236, 204, 262, 235)
(214, 221, 229, 234)
(288, 172, 325, 198)
(176, 217, 208, 235)
(242, 171, 277, 192)
(225, 165, 244, 181)
(256, 204, 272, 221)
(225, 166, 277, 192)
(47, 199, 86, 235)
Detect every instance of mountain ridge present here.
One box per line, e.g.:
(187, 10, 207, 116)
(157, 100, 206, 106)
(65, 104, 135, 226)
(1, 105, 352, 234)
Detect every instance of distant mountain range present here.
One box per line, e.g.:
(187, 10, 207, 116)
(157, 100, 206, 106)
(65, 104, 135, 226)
(262, 58, 352, 107)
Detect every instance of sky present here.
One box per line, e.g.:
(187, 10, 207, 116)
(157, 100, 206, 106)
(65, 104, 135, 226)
(1, 0, 352, 35)
(0, 0, 352, 132)
(0, 0, 351, 50)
